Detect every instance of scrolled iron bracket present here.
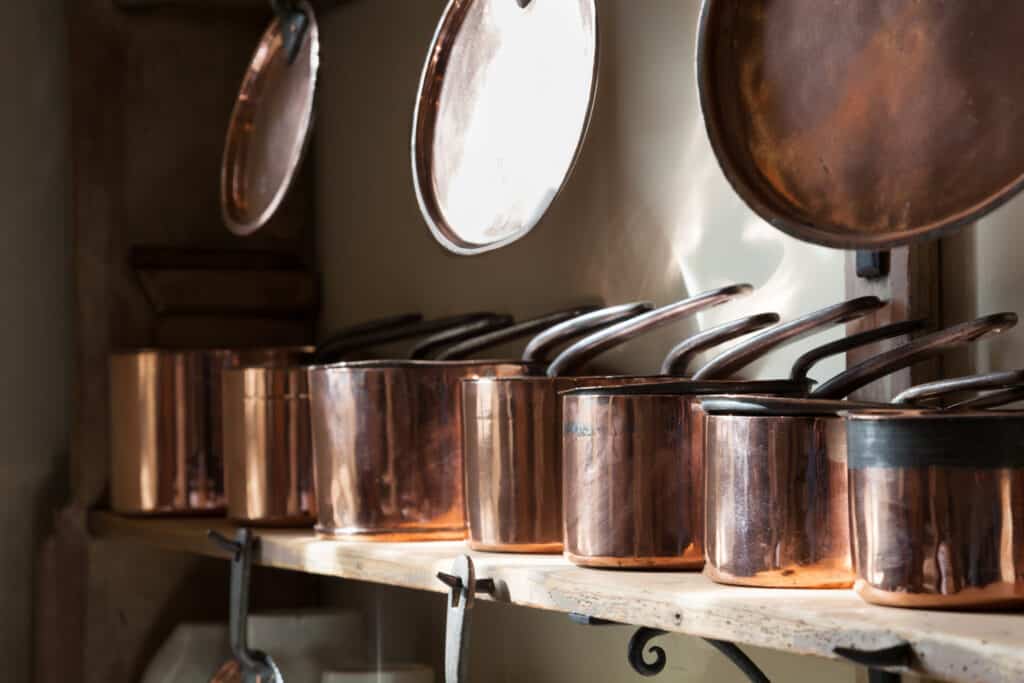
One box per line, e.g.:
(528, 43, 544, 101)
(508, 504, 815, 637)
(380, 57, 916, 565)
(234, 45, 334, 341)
(629, 627, 669, 676)
(834, 642, 913, 683)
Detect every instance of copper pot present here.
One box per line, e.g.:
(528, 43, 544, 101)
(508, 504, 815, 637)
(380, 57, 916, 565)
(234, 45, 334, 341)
(462, 289, 774, 553)
(699, 314, 1017, 588)
(308, 307, 605, 541)
(846, 370, 1024, 609)
(109, 346, 310, 515)
(219, 312, 522, 527)
(561, 296, 886, 569)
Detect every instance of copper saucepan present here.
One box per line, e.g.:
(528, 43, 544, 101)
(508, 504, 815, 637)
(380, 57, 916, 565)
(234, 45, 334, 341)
(699, 313, 1018, 588)
(461, 286, 770, 553)
(846, 370, 1024, 609)
(110, 346, 316, 516)
(113, 312, 471, 518)
(308, 305, 619, 541)
(220, 312, 520, 527)
(560, 295, 885, 569)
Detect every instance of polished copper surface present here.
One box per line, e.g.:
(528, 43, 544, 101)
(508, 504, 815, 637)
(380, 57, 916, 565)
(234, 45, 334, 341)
(703, 415, 852, 587)
(562, 392, 705, 569)
(309, 361, 536, 540)
(222, 366, 314, 526)
(697, 1, 1024, 248)
(412, 0, 599, 254)
(849, 465, 1024, 609)
(462, 375, 676, 553)
(222, 0, 319, 235)
(847, 409, 1024, 609)
(110, 347, 309, 515)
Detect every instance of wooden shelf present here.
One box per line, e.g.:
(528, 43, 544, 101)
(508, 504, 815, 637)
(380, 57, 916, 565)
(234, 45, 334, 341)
(90, 511, 1024, 683)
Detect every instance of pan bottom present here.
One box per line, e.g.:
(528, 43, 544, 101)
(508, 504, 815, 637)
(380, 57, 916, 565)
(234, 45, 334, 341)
(314, 524, 466, 542)
(468, 540, 563, 554)
(228, 514, 314, 528)
(565, 552, 703, 571)
(704, 563, 853, 589)
(854, 580, 1024, 610)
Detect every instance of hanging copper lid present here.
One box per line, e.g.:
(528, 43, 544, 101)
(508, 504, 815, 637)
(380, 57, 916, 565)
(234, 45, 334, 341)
(221, 0, 320, 236)
(697, 1, 1024, 248)
(412, 0, 599, 254)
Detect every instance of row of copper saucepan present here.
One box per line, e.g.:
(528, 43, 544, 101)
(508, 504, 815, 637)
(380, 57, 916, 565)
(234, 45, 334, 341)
(108, 290, 1024, 610)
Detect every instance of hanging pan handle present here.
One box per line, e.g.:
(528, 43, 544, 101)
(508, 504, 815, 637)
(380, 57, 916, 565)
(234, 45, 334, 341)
(693, 296, 885, 380)
(410, 315, 515, 359)
(545, 284, 753, 377)
(811, 312, 1018, 399)
(521, 301, 654, 363)
(433, 306, 599, 360)
(789, 318, 929, 382)
(314, 312, 506, 362)
(660, 313, 780, 376)
(892, 369, 1024, 406)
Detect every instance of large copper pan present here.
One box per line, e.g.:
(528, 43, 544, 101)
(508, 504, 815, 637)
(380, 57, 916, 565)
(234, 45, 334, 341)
(699, 314, 1018, 588)
(461, 288, 771, 553)
(308, 306, 622, 541)
(561, 296, 885, 569)
(696, 0, 1024, 249)
(846, 371, 1024, 609)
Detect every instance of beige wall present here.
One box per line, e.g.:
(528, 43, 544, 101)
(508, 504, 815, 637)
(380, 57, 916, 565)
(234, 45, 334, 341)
(313, 1, 861, 681)
(0, 1, 71, 681)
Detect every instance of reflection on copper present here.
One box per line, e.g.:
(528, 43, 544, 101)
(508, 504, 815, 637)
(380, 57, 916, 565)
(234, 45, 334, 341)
(850, 466, 1024, 608)
(562, 392, 704, 569)
(412, 0, 599, 253)
(703, 415, 852, 588)
(109, 348, 310, 515)
(309, 361, 535, 541)
(222, 366, 315, 526)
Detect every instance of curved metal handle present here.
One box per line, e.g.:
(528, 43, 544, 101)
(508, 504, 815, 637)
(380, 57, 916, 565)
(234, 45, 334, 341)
(313, 312, 503, 362)
(545, 284, 753, 377)
(950, 383, 1024, 410)
(812, 313, 1018, 399)
(660, 313, 780, 376)
(316, 313, 423, 353)
(892, 369, 1024, 406)
(434, 306, 598, 360)
(789, 318, 929, 382)
(410, 315, 514, 359)
(693, 296, 885, 380)
(522, 301, 654, 363)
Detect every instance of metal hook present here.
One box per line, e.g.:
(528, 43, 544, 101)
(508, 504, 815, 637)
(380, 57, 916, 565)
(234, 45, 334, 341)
(834, 643, 913, 683)
(516, 0, 533, 7)
(208, 528, 282, 682)
(438, 556, 495, 683)
(270, 0, 309, 65)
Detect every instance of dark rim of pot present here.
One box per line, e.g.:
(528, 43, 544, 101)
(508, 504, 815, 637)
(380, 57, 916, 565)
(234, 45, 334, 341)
(560, 379, 812, 397)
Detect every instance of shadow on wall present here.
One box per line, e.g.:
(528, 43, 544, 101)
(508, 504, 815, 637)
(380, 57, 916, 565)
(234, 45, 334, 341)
(314, 0, 844, 380)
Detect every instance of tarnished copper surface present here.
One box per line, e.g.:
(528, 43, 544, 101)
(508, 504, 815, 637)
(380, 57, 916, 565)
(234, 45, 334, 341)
(109, 348, 309, 515)
(703, 415, 852, 588)
(697, 1, 1024, 248)
(562, 393, 705, 569)
(222, 0, 319, 235)
(222, 366, 315, 526)
(309, 360, 536, 541)
(412, 0, 599, 254)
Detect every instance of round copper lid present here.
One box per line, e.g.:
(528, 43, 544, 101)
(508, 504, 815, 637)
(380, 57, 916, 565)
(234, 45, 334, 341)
(697, 1, 1024, 248)
(221, 1, 319, 236)
(412, 0, 599, 255)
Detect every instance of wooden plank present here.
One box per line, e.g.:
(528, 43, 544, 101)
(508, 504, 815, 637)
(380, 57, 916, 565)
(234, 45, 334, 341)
(844, 243, 942, 402)
(90, 511, 1024, 683)
(137, 269, 318, 315)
